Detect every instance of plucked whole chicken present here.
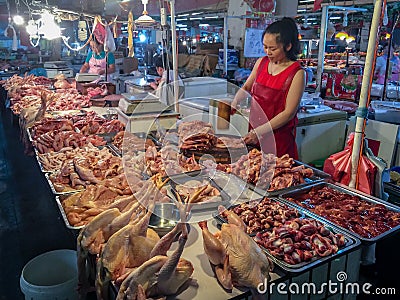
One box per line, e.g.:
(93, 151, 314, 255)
(199, 205, 272, 298)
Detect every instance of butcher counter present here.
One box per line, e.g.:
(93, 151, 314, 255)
(33, 106, 362, 300)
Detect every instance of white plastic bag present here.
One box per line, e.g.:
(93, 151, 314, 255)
(104, 24, 116, 52)
(4, 24, 18, 51)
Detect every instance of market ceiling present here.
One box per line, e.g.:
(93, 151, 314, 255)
(1, 0, 228, 18)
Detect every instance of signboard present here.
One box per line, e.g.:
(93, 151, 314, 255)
(244, 28, 266, 58)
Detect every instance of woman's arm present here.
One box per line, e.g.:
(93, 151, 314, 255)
(107, 63, 116, 74)
(231, 57, 263, 111)
(79, 62, 89, 73)
(245, 68, 305, 141)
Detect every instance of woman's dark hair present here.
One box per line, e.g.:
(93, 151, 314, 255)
(263, 17, 300, 61)
(92, 35, 103, 45)
(154, 53, 171, 69)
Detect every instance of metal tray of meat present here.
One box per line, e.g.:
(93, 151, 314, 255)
(55, 195, 84, 230)
(142, 155, 204, 180)
(243, 160, 330, 197)
(110, 132, 160, 157)
(279, 181, 400, 244)
(34, 146, 68, 173)
(209, 170, 265, 205)
(214, 197, 303, 236)
(166, 170, 231, 212)
(214, 197, 360, 274)
(182, 134, 255, 164)
(44, 172, 84, 195)
(256, 213, 360, 274)
(35, 151, 57, 173)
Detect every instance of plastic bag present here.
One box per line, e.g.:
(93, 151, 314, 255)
(104, 24, 116, 52)
(365, 142, 389, 200)
(4, 24, 18, 51)
(323, 133, 377, 195)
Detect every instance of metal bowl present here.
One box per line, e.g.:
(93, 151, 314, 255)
(149, 203, 182, 236)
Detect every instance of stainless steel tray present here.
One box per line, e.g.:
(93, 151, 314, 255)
(55, 195, 84, 230)
(44, 172, 84, 195)
(208, 170, 264, 205)
(109, 132, 161, 157)
(35, 150, 62, 173)
(236, 160, 330, 197)
(214, 197, 360, 274)
(106, 144, 122, 157)
(279, 182, 400, 244)
(258, 216, 360, 274)
(33, 146, 45, 172)
(214, 197, 303, 236)
(27, 127, 34, 142)
(166, 170, 231, 212)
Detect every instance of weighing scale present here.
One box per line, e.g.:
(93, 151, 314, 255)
(118, 92, 170, 115)
(125, 76, 158, 94)
(117, 92, 179, 133)
(44, 61, 74, 78)
(75, 73, 101, 82)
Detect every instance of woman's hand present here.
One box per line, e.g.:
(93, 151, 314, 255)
(150, 82, 158, 90)
(243, 129, 259, 145)
(230, 100, 238, 115)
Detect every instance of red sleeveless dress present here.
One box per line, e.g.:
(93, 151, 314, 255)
(250, 57, 302, 159)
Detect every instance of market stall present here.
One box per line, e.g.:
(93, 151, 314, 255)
(1, 1, 400, 299)
(2, 69, 400, 300)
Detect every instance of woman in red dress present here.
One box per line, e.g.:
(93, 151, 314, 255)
(232, 18, 305, 159)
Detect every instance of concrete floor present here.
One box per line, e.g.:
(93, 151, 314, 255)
(0, 106, 76, 300)
(0, 93, 399, 300)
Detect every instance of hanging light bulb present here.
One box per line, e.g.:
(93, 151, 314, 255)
(135, 0, 156, 26)
(37, 10, 61, 40)
(26, 19, 38, 37)
(13, 15, 24, 25)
